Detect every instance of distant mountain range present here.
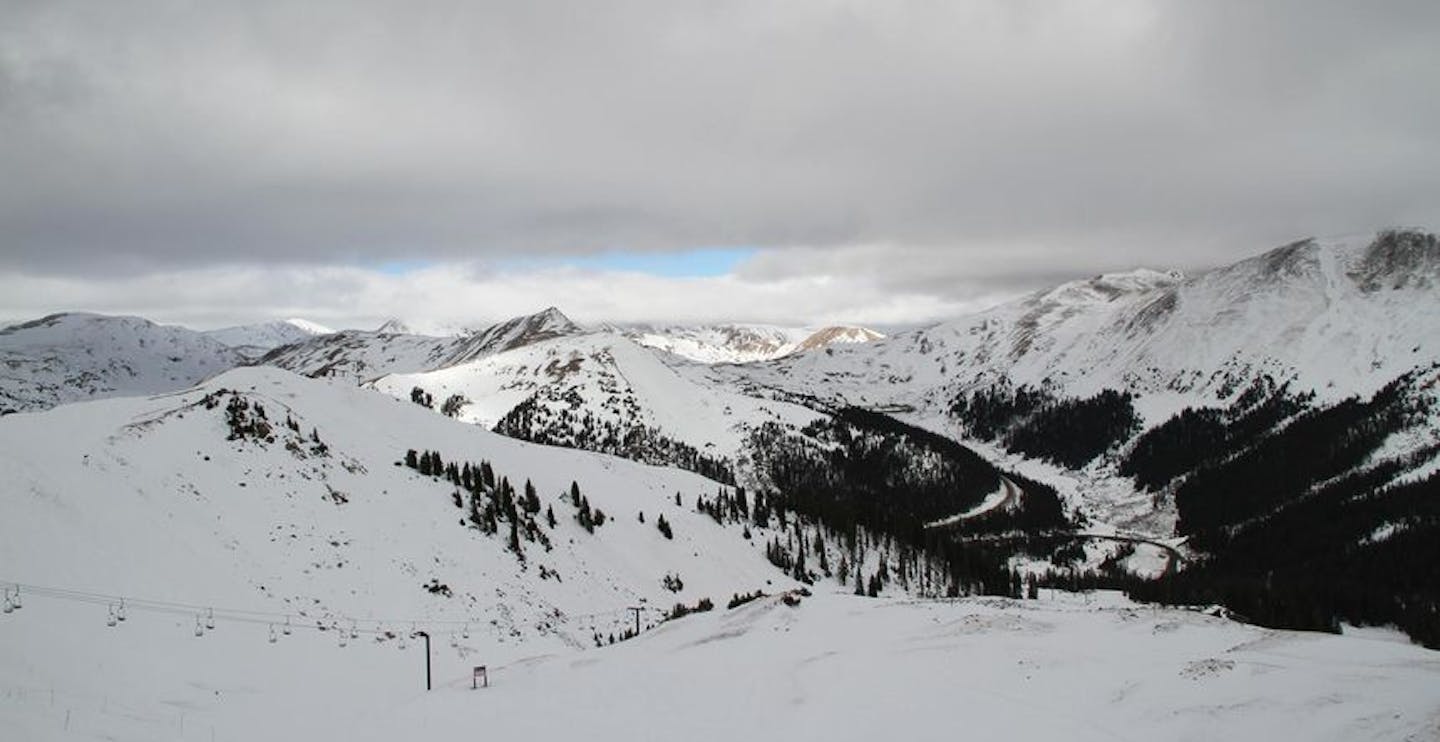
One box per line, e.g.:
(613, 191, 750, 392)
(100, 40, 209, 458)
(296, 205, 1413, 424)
(0, 308, 881, 412)
(613, 323, 884, 364)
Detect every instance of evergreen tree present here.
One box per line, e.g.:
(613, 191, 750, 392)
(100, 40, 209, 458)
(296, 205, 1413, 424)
(508, 517, 522, 557)
(523, 479, 541, 515)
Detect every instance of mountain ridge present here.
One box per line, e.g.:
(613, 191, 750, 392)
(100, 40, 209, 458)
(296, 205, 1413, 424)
(0, 312, 244, 414)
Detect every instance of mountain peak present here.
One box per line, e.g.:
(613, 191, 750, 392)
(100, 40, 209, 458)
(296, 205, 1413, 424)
(1030, 268, 1182, 310)
(531, 306, 580, 332)
(375, 318, 414, 335)
(794, 326, 885, 354)
(282, 318, 335, 335)
(442, 307, 585, 365)
(1348, 229, 1440, 292)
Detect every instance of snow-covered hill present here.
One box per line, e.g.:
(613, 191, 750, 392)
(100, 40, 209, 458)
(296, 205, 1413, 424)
(617, 323, 883, 364)
(372, 330, 827, 483)
(0, 312, 245, 414)
(0, 366, 792, 650)
(204, 319, 333, 359)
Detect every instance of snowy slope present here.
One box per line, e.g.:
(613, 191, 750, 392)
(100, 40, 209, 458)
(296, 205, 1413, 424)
(257, 328, 458, 382)
(681, 230, 1440, 537)
(3, 586, 1437, 741)
(0, 312, 245, 414)
(729, 231, 1440, 424)
(0, 366, 794, 651)
(259, 308, 584, 383)
(374, 318, 416, 334)
(446, 306, 585, 365)
(259, 308, 585, 383)
(204, 319, 334, 358)
(356, 590, 1438, 742)
(372, 330, 827, 478)
(618, 323, 810, 363)
(1, 361, 1431, 740)
(617, 323, 883, 364)
(793, 324, 885, 353)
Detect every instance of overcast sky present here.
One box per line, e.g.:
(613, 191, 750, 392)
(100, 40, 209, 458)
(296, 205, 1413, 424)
(3, 0, 1437, 330)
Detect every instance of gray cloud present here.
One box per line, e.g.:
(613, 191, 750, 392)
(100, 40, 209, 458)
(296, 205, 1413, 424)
(2, 0, 1437, 307)
(0, 258, 996, 331)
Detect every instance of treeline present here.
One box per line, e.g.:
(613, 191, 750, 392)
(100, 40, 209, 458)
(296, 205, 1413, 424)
(1114, 368, 1440, 648)
(747, 412, 999, 541)
(746, 408, 1072, 597)
(1130, 466, 1440, 648)
(950, 385, 1139, 468)
(1165, 374, 1429, 540)
(759, 513, 1024, 597)
(402, 447, 609, 565)
(494, 393, 736, 484)
(1119, 377, 1310, 491)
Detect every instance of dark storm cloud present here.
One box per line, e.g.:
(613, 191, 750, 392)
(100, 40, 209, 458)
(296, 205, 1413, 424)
(2, 0, 1437, 288)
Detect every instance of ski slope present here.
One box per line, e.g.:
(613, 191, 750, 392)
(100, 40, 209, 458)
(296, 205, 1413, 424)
(2, 589, 1435, 741)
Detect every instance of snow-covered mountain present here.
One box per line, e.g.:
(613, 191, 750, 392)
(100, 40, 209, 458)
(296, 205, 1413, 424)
(617, 323, 883, 364)
(371, 329, 827, 483)
(686, 230, 1440, 543)
(793, 325, 885, 354)
(728, 231, 1440, 422)
(260, 307, 586, 383)
(618, 323, 810, 363)
(204, 318, 334, 358)
(374, 318, 416, 334)
(454, 306, 586, 360)
(0, 312, 245, 414)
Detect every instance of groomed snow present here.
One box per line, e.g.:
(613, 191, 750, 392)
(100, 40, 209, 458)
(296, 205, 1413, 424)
(2, 590, 1436, 741)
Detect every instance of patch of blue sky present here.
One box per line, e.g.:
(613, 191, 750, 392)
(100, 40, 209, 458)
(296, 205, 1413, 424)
(505, 246, 757, 277)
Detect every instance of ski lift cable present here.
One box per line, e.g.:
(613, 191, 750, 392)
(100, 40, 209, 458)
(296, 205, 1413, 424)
(0, 578, 647, 636)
